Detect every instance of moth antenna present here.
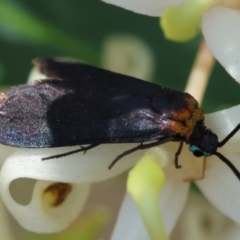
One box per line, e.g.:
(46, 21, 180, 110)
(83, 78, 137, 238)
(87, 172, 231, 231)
(214, 152, 240, 181)
(218, 123, 240, 147)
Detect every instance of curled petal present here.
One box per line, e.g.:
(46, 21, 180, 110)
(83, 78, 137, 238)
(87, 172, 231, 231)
(197, 149, 240, 225)
(0, 144, 142, 232)
(205, 104, 240, 151)
(0, 178, 90, 233)
(202, 6, 240, 83)
(0, 144, 142, 183)
(101, 0, 186, 16)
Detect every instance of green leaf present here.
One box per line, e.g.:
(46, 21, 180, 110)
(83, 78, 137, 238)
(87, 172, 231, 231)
(0, 1, 100, 65)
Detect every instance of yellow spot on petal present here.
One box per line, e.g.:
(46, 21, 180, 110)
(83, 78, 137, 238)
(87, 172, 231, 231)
(160, 0, 217, 42)
(127, 155, 169, 240)
(42, 182, 72, 207)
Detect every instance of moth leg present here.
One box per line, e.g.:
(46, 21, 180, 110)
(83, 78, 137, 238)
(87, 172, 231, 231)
(200, 157, 207, 179)
(42, 144, 100, 160)
(108, 136, 174, 169)
(174, 140, 184, 169)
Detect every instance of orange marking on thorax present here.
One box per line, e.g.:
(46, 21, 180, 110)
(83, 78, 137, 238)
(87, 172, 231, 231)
(168, 93, 204, 139)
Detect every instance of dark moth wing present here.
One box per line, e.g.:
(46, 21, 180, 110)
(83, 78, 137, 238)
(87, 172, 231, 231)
(0, 58, 190, 148)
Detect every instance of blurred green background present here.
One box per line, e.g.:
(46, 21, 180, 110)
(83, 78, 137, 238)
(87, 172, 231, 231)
(1, 0, 240, 113)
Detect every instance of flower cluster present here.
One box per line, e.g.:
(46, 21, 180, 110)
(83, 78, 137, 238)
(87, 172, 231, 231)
(102, 0, 240, 83)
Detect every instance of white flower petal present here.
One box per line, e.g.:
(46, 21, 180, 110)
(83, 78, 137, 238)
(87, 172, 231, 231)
(197, 149, 240, 225)
(0, 198, 15, 239)
(172, 192, 236, 240)
(102, 35, 155, 80)
(0, 178, 90, 233)
(0, 145, 15, 165)
(205, 104, 240, 151)
(227, 224, 240, 240)
(111, 176, 188, 239)
(0, 145, 142, 183)
(111, 193, 150, 240)
(161, 172, 189, 234)
(101, 0, 186, 16)
(202, 6, 240, 83)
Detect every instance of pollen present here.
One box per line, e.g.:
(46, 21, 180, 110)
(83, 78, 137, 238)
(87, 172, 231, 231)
(42, 182, 72, 207)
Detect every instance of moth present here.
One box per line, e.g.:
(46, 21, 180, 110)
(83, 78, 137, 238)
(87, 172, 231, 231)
(0, 58, 239, 179)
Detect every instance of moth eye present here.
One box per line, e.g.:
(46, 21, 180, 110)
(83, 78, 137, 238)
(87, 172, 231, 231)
(193, 150, 203, 157)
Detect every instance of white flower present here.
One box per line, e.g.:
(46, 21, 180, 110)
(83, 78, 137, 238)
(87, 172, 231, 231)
(101, 0, 240, 83)
(111, 104, 240, 239)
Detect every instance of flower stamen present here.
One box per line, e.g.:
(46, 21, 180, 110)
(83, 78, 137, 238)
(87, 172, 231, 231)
(127, 155, 169, 240)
